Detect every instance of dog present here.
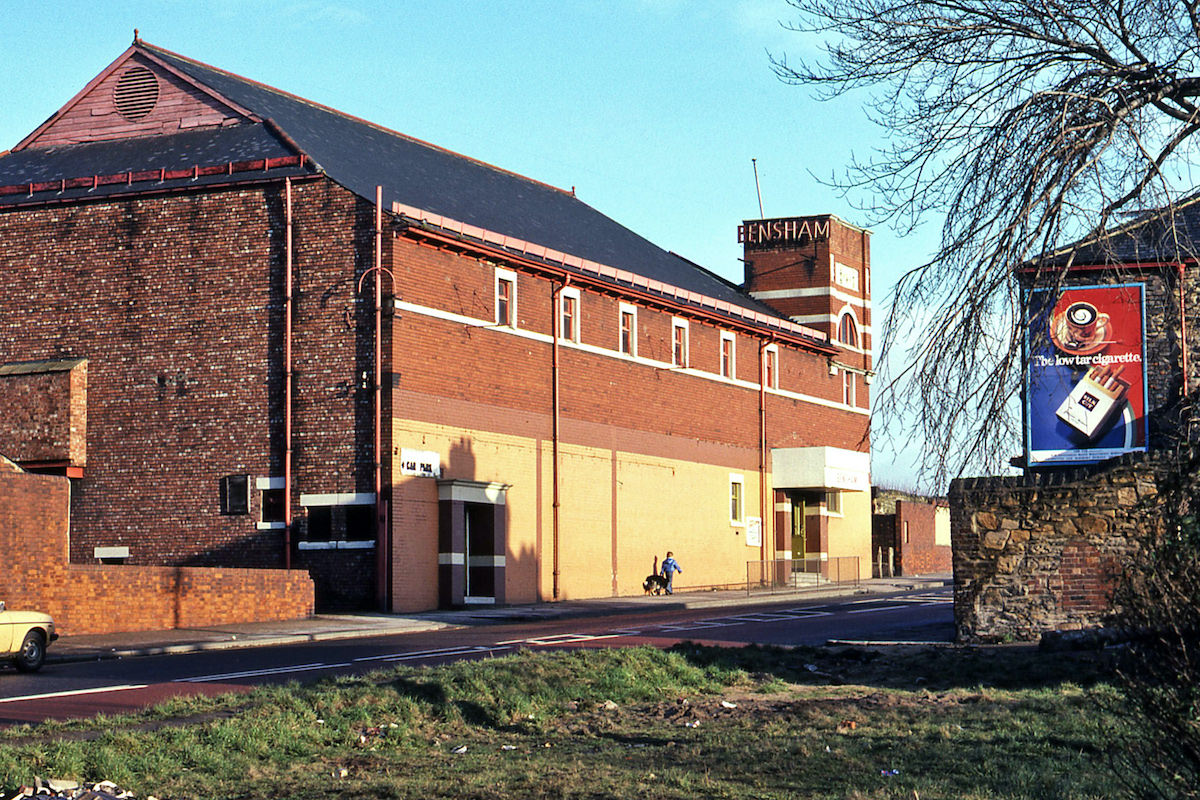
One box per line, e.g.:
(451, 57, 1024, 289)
(643, 574, 669, 595)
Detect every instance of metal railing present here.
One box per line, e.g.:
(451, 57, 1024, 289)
(746, 557, 861, 596)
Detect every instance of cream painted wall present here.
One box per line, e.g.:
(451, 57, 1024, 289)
(826, 488, 873, 579)
(388, 418, 781, 609)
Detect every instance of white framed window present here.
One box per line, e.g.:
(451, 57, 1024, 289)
(824, 490, 843, 516)
(672, 318, 689, 367)
(763, 344, 779, 389)
(720, 332, 736, 378)
(256, 475, 286, 529)
(495, 268, 517, 327)
(842, 369, 857, 407)
(298, 492, 377, 546)
(559, 287, 580, 343)
(619, 302, 638, 356)
(729, 473, 745, 525)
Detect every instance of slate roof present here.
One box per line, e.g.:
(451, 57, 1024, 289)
(0, 123, 308, 206)
(1039, 193, 1200, 267)
(0, 41, 785, 324)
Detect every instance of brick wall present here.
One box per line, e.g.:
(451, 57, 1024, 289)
(389, 237, 871, 454)
(0, 465, 313, 635)
(0, 179, 377, 605)
(896, 499, 951, 575)
(949, 456, 1155, 641)
(0, 361, 86, 466)
(0, 170, 872, 614)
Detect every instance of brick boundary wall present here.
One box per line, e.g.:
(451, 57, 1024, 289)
(896, 499, 952, 575)
(949, 454, 1159, 642)
(872, 490, 952, 577)
(0, 465, 313, 635)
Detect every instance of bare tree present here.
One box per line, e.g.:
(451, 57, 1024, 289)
(774, 0, 1200, 481)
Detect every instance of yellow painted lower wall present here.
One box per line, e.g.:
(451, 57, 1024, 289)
(825, 489, 873, 580)
(388, 418, 872, 611)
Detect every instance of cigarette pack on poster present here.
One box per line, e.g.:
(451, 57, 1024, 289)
(1055, 366, 1129, 440)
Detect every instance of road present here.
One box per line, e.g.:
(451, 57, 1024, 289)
(0, 587, 952, 726)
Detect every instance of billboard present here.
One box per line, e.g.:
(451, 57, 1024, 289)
(1026, 283, 1148, 465)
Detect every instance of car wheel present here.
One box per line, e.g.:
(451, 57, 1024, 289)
(14, 630, 46, 673)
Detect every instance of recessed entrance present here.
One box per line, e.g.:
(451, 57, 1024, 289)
(437, 480, 509, 608)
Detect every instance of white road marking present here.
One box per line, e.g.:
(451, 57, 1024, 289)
(159, 593, 948, 684)
(523, 633, 621, 645)
(176, 662, 347, 682)
(0, 684, 149, 703)
(354, 645, 497, 663)
(848, 605, 907, 614)
(371, 646, 509, 663)
(657, 621, 738, 631)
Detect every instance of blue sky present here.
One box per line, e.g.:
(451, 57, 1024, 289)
(0, 0, 943, 489)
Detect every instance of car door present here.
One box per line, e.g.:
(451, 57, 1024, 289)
(0, 608, 12, 656)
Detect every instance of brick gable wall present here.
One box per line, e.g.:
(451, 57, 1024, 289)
(0, 179, 376, 580)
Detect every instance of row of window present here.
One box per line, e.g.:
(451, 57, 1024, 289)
(497, 270, 786, 387)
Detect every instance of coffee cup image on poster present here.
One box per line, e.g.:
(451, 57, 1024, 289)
(1026, 283, 1148, 465)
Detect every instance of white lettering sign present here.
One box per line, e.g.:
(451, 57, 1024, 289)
(400, 448, 441, 478)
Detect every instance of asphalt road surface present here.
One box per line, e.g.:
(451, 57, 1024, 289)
(0, 587, 953, 726)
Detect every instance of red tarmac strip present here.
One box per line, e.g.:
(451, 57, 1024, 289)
(0, 682, 250, 726)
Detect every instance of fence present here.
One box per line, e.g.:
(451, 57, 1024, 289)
(746, 557, 861, 596)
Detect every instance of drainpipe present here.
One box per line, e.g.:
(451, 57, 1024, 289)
(551, 278, 570, 600)
(284, 177, 294, 570)
(758, 338, 770, 565)
(1180, 261, 1190, 396)
(374, 185, 389, 610)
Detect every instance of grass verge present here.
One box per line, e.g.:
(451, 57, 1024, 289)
(0, 643, 1125, 799)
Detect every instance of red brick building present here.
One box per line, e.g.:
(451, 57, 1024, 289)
(0, 38, 874, 614)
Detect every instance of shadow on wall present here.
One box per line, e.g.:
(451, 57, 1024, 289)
(447, 436, 476, 482)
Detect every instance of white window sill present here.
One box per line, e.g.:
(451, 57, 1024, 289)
(297, 540, 376, 551)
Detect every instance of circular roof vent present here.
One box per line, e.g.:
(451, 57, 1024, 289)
(113, 66, 159, 121)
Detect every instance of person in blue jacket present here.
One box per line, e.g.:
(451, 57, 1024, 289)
(660, 552, 682, 595)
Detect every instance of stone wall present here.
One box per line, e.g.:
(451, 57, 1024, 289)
(950, 455, 1158, 641)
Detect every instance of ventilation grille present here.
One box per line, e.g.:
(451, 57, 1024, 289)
(113, 66, 159, 121)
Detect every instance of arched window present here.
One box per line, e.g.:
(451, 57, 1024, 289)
(837, 313, 859, 347)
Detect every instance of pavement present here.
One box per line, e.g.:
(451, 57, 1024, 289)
(47, 573, 953, 664)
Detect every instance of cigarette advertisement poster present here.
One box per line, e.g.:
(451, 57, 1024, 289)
(1026, 283, 1148, 465)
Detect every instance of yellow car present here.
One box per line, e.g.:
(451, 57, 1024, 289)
(0, 601, 57, 672)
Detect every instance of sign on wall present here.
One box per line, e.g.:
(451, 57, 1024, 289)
(746, 517, 762, 548)
(1026, 283, 1148, 465)
(399, 448, 441, 478)
(738, 217, 831, 248)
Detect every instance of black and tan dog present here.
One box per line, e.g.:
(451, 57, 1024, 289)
(643, 574, 669, 595)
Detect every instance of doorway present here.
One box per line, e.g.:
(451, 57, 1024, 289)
(436, 479, 509, 608)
